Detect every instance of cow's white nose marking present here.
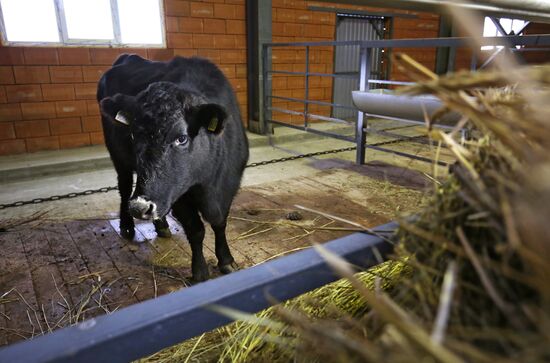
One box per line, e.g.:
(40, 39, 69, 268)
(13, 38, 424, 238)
(129, 196, 157, 220)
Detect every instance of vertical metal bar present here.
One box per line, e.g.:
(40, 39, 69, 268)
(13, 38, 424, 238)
(304, 46, 310, 129)
(470, 51, 478, 70)
(490, 17, 508, 36)
(110, 0, 122, 45)
(356, 46, 371, 165)
(54, 0, 69, 43)
(262, 44, 273, 144)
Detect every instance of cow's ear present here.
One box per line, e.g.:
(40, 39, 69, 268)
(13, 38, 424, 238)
(100, 94, 137, 126)
(190, 104, 227, 136)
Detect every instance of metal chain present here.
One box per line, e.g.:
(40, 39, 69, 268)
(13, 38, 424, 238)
(0, 136, 414, 210)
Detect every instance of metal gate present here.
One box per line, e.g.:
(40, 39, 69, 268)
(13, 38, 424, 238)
(332, 15, 386, 120)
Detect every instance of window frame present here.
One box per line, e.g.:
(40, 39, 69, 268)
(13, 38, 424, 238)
(0, 0, 166, 48)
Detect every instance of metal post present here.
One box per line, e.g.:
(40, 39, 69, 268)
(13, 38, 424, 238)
(470, 51, 478, 70)
(304, 46, 310, 129)
(356, 45, 371, 165)
(261, 44, 273, 143)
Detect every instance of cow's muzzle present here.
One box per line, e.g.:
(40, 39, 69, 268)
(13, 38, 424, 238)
(129, 196, 157, 220)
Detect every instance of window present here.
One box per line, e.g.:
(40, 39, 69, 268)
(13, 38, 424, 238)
(0, 0, 164, 47)
(481, 16, 527, 50)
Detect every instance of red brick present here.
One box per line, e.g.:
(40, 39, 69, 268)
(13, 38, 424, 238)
(193, 34, 215, 48)
(14, 119, 50, 138)
(275, 8, 295, 22)
(213, 4, 243, 19)
(179, 18, 203, 33)
(272, 23, 285, 36)
(165, 16, 179, 32)
(21, 102, 57, 120)
(218, 65, 235, 78)
(146, 49, 175, 61)
(58, 48, 91, 65)
(86, 100, 100, 115)
(219, 50, 246, 64)
(304, 24, 321, 37)
(42, 84, 75, 101)
(74, 83, 96, 100)
(167, 33, 194, 48)
(49, 66, 83, 83)
(13, 66, 50, 84)
(213, 35, 236, 49)
(92, 48, 147, 65)
(226, 20, 245, 35)
(55, 100, 87, 117)
(295, 10, 312, 23)
(59, 133, 90, 149)
(0, 66, 15, 85)
(82, 115, 102, 132)
(190, 2, 214, 17)
(196, 49, 220, 63)
(90, 131, 105, 145)
(0, 139, 26, 155)
(0, 103, 22, 121)
(235, 36, 246, 49)
(26, 136, 59, 153)
(50, 117, 82, 135)
(204, 19, 225, 34)
(235, 64, 246, 78)
(23, 48, 59, 65)
(173, 49, 198, 57)
(0, 86, 6, 103)
(229, 78, 246, 92)
(90, 49, 123, 65)
(165, 0, 190, 16)
(0, 48, 25, 66)
(0, 122, 15, 139)
(82, 66, 109, 82)
(5, 84, 42, 103)
(319, 25, 334, 38)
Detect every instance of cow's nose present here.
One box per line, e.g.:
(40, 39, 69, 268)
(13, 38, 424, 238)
(128, 196, 157, 220)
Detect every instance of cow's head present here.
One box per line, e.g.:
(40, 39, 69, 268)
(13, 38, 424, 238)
(100, 81, 226, 220)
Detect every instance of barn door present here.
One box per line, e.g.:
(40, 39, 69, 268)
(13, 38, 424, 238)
(332, 15, 386, 120)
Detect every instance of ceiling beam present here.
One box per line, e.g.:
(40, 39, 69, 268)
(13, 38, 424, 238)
(312, 0, 550, 23)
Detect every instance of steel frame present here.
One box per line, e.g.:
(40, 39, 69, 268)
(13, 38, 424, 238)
(262, 34, 550, 165)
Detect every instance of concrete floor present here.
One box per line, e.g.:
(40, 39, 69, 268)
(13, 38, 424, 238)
(0, 120, 455, 345)
(0, 120, 452, 210)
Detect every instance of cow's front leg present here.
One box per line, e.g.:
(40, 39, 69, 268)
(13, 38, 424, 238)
(153, 217, 172, 238)
(212, 222, 238, 274)
(117, 169, 135, 239)
(172, 202, 209, 282)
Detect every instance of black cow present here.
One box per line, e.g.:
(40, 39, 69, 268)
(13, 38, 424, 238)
(97, 54, 249, 282)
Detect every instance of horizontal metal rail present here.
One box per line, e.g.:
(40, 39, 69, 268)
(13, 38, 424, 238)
(270, 95, 357, 110)
(270, 107, 354, 125)
(268, 119, 356, 142)
(0, 223, 397, 363)
(264, 34, 550, 48)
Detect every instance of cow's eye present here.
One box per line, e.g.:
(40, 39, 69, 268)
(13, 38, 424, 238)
(174, 135, 189, 146)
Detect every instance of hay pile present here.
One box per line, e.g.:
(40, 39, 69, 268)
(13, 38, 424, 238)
(143, 62, 550, 362)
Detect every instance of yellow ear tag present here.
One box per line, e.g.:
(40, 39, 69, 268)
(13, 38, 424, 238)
(208, 116, 218, 132)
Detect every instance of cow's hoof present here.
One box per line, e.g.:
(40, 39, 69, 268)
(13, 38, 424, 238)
(120, 227, 135, 240)
(219, 262, 239, 274)
(155, 227, 172, 238)
(191, 271, 210, 283)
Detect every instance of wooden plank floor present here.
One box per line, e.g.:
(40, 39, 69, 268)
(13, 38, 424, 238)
(0, 165, 426, 346)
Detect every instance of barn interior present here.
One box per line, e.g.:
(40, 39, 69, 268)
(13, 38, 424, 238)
(0, 0, 549, 361)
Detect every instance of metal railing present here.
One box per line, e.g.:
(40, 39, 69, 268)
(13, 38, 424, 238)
(262, 34, 550, 165)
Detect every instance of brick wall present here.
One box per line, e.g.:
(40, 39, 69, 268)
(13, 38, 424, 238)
(269, 1, 441, 125)
(0, 0, 247, 156)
